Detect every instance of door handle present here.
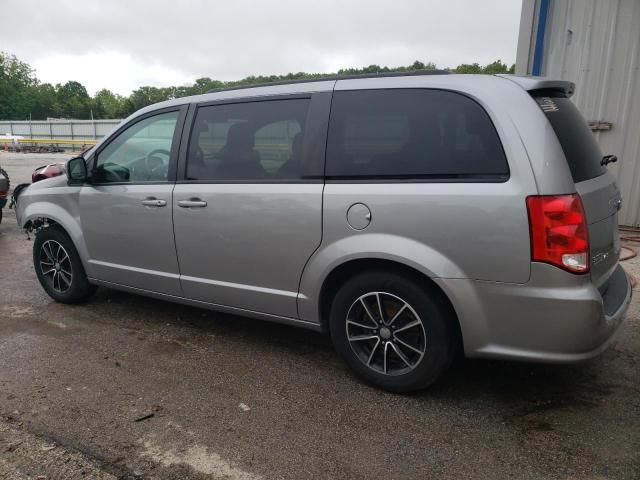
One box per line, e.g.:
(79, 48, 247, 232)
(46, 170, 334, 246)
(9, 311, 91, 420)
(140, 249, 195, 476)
(141, 198, 167, 207)
(178, 199, 208, 208)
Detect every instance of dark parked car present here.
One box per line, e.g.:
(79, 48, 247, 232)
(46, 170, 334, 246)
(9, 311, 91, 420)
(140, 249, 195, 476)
(0, 165, 9, 223)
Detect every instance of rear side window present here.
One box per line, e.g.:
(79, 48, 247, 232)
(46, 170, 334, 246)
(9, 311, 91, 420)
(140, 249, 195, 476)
(326, 89, 508, 180)
(186, 99, 309, 181)
(534, 94, 605, 183)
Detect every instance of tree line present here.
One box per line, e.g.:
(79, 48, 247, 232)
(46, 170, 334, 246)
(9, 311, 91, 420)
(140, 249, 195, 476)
(0, 53, 514, 121)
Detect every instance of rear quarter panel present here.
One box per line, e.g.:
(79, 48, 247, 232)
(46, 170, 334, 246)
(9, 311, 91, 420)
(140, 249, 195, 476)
(298, 75, 540, 324)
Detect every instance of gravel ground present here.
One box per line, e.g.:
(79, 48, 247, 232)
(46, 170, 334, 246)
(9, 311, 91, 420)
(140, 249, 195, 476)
(0, 151, 639, 479)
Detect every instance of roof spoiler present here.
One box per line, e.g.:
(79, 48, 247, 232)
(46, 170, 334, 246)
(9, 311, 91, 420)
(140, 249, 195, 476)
(495, 74, 576, 98)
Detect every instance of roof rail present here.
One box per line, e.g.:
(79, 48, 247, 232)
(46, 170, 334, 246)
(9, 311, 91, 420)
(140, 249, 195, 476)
(206, 69, 451, 94)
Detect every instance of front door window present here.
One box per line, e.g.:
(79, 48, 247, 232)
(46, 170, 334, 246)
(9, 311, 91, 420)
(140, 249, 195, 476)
(94, 111, 179, 183)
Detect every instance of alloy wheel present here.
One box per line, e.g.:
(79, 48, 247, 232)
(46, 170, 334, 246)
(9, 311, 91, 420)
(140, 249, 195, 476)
(39, 240, 73, 293)
(345, 292, 426, 376)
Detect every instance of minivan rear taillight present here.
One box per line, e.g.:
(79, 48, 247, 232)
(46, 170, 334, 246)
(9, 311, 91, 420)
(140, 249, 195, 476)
(526, 194, 589, 274)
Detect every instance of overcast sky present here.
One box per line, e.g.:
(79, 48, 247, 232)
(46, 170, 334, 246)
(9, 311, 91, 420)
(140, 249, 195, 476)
(1, 0, 522, 96)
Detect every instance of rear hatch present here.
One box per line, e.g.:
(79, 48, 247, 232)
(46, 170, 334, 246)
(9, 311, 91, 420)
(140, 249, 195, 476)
(532, 93, 621, 290)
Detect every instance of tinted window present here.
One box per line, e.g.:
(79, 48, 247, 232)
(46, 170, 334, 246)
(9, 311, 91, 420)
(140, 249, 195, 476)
(534, 94, 605, 183)
(95, 111, 178, 183)
(187, 99, 309, 181)
(326, 89, 508, 179)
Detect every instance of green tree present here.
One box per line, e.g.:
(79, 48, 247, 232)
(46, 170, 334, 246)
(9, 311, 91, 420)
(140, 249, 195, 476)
(93, 89, 128, 119)
(0, 52, 38, 119)
(56, 81, 91, 118)
(454, 62, 483, 74)
(30, 83, 58, 119)
(338, 64, 387, 75)
(0, 53, 521, 121)
(481, 60, 511, 74)
(128, 86, 172, 111)
(192, 77, 224, 94)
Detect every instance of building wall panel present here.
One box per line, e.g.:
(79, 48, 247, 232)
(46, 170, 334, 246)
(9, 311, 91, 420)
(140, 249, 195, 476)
(519, 0, 640, 226)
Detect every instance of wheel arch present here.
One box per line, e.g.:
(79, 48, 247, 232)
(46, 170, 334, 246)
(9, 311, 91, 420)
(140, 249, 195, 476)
(22, 202, 91, 275)
(315, 258, 462, 348)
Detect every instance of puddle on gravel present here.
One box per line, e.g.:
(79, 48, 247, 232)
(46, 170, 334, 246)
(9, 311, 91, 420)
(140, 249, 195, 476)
(505, 393, 607, 434)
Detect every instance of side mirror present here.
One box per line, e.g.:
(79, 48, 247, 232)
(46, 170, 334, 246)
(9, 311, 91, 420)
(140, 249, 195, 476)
(66, 156, 88, 185)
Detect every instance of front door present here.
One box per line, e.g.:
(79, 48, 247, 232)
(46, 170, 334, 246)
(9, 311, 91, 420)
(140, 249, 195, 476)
(80, 108, 184, 295)
(173, 95, 328, 318)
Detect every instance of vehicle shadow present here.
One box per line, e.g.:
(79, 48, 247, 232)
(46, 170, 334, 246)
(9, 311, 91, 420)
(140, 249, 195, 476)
(85, 286, 628, 410)
(87, 286, 334, 353)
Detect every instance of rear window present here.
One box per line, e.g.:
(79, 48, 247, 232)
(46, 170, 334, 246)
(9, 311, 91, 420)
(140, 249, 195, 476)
(326, 89, 509, 180)
(533, 94, 605, 183)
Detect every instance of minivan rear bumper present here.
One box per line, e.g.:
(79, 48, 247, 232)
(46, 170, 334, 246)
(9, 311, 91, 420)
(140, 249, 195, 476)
(438, 263, 632, 363)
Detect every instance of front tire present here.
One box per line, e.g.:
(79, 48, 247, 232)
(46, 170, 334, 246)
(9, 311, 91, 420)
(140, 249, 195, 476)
(329, 271, 457, 393)
(33, 226, 96, 303)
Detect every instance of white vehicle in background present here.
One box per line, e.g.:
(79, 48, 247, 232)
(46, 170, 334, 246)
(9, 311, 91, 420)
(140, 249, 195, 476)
(0, 134, 23, 149)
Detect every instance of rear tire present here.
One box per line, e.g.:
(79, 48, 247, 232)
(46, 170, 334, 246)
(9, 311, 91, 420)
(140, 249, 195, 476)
(329, 271, 456, 393)
(33, 226, 96, 303)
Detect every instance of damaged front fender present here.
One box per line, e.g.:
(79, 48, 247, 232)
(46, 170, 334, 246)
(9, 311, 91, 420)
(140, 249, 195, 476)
(17, 189, 92, 277)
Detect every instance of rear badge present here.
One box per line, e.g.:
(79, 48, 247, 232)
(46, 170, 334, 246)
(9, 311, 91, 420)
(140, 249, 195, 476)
(538, 97, 559, 113)
(592, 251, 611, 265)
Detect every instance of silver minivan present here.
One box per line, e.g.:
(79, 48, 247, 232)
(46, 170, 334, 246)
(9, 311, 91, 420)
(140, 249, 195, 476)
(16, 73, 632, 392)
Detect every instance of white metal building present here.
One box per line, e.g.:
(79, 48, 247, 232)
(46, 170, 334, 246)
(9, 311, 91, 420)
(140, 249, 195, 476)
(516, 0, 640, 226)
